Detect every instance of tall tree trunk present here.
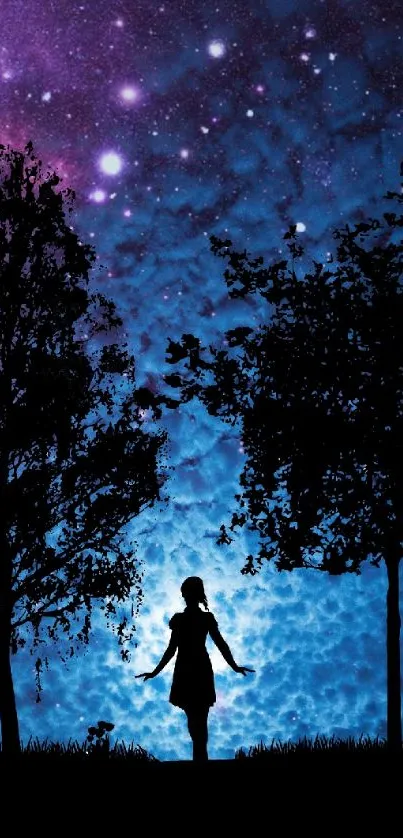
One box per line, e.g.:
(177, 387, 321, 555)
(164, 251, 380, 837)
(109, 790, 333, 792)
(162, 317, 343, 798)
(0, 592, 21, 755)
(0, 429, 20, 754)
(385, 557, 402, 753)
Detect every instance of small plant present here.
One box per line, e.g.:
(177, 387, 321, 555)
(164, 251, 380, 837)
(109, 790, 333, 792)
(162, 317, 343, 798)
(86, 720, 115, 758)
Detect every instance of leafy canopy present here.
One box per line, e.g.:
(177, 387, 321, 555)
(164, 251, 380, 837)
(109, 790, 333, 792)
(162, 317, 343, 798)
(160, 165, 403, 577)
(0, 141, 168, 699)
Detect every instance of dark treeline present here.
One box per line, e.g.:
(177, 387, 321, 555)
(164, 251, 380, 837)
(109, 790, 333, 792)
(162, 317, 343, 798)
(0, 140, 402, 755)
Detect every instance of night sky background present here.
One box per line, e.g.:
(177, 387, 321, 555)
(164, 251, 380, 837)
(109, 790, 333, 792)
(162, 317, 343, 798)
(2, 0, 403, 760)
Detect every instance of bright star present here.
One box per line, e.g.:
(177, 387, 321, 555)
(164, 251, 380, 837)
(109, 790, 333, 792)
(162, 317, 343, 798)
(99, 151, 123, 175)
(120, 86, 139, 103)
(208, 40, 225, 58)
(296, 222, 306, 232)
(89, 189, 106, 203)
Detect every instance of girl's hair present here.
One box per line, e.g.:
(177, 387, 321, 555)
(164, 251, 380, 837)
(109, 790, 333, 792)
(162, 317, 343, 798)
(181, 576, 209, 611)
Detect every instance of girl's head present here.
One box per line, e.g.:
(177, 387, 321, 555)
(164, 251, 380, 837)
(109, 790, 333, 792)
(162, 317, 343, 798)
(181, 576, 209, 611)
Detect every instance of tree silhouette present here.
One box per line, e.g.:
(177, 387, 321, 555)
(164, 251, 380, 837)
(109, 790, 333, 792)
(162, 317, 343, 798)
(0, 142, 168, 755)
(159, 164, 403, 753)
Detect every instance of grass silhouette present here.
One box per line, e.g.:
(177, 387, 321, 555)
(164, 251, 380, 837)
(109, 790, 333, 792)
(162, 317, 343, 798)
(0, 723, 399, 762)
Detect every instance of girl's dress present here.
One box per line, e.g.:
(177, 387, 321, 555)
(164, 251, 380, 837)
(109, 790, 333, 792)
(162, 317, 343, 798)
(169, 606, 217, 710)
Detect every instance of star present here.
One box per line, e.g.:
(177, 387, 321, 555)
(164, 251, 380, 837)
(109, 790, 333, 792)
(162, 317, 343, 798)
(304, 25, 317, 39)
(98, 151, 123, 176)
(89, 189, 106, 203)
(119, 86, 139, 104)
(208, 40, 226, 58)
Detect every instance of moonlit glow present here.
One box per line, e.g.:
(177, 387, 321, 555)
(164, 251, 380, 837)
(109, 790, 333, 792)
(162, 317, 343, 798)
(3, 0, 398, 766)
(208, 39, 225, 58)
(99, 151, 123, 175)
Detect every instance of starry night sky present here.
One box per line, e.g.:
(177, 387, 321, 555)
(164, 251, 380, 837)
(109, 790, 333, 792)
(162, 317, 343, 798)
(2, 0, 403, 760)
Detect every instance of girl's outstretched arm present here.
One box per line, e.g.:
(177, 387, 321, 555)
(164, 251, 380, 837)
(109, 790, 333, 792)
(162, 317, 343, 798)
(151, 646, 176, 677)
(135, 645, 176, 680)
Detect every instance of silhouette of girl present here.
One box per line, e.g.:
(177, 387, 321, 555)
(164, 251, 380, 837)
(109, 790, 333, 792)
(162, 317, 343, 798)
(136, 576, 255, 762)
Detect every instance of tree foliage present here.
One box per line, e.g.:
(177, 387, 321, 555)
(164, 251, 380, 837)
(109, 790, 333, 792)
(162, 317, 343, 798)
(161, 167, 403, 579)
(0, 141, 168, 706)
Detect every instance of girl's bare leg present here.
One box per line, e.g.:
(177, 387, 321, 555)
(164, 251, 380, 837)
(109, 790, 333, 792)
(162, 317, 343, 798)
(185, 704, 209, 762)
